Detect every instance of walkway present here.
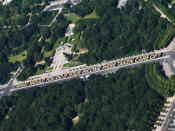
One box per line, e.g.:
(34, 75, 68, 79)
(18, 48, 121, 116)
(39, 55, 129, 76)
(146, 1, 175, 25)
(153, 95, 175, 131)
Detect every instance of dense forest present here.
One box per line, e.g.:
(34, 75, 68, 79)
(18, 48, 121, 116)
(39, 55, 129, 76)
(0, 53, 19, 84)
(0, 64, 167, 131)
(0, 0, 54, 26)
(67, 0, 175, 64)
(1, 0, 175, 83)
(1, 0, 175, 130)
(17, 15, 70, 81)
(63, 0, 94, 17)
(0, 0, 70, 83)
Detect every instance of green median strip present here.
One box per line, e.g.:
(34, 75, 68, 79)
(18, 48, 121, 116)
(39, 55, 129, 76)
(47, 66, 54, 71)
(63, 63, 70, 68)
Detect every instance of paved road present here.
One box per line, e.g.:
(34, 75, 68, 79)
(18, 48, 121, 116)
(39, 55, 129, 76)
(11, 68, 116, 92)
(0, 66, 23, 99)
(11, 49, 173, 89)
(161, 100, 175, 131)
(0, 48, 174, 98)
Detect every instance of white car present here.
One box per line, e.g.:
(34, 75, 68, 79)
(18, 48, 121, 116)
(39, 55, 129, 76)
(80, 76, 84, 79)
(85, 75, 90, 78)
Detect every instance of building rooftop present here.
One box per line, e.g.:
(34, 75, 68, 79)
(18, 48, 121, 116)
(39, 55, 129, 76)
(117, 0, 128, 9)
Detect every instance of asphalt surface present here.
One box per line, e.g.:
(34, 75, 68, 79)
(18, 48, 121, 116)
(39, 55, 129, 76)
(155, 49, 175, 131)
(0, 67, 22, 99)
(0, 49, 175, 99)
(12, 49, 172, 90)
(161, 100, 175, 131)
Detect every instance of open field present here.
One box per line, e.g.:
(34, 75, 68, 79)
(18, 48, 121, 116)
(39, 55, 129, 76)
(47, 66, 54, 71)
(64, 11, 99, 23)
(84, 11, 99, 19)
(35, 68, 45, 75)
(64, 13, 81, 23)
(63, 63, 70, 68)
(8, 50, 27, 63)
(63, 61, 82, 68)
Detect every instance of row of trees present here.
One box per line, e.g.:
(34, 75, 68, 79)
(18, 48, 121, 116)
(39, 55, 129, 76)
(153, 24, 175, 49)
(145, 63, 175, 97)
(148, 0, 175, 23)
(0, 64, 166, 131)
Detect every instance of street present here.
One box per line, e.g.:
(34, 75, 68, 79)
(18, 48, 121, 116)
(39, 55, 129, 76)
(11, 48, 174, 91)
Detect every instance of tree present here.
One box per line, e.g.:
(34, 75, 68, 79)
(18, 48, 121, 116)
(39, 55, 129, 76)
(63, 52, 73, 61)
(44, 57, 52, 66)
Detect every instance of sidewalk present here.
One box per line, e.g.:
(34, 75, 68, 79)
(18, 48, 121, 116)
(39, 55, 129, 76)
(153, 95, 175, 131)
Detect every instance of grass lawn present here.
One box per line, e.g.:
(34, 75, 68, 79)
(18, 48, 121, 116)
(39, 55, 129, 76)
(8, 50, 27, 63)
(35, 68, 45, 75)
(70, 61, 83, 67)
(47, 66, 54, 71)
(44, 36, 67, 58)
(63, 63, 70, 68)
(71, 61, 82, 67)
(63, 61, 82, 68)
(84, 11, 99, 19)
(64, 54, 83, 68)
(63, 54, 83, 68)
(64, 13, 81, 23)
(44, 50, 54, 58)
(68, 33, 80, 52)
(64, 11, 99, 23)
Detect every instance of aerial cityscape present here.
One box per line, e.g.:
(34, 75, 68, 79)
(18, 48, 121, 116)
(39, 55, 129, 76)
(0, 0, 175, 130)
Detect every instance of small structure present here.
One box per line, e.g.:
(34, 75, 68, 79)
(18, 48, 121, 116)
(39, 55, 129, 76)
(1, 0, 13, 5)
(72, 116, 80, 125)
(117, 0, 128, 9)
(65, 24, 75, 37)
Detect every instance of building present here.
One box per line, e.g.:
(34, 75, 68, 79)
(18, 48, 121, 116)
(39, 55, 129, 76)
(0, 0, 13, 5)
(117, 0, 128, 9)
(65, 24, 75, 37)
